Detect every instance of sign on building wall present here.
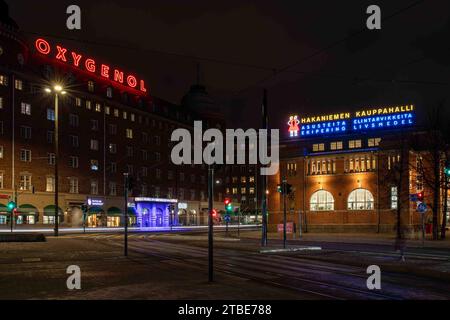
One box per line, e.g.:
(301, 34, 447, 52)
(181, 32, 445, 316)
(288, 105, 416, 137)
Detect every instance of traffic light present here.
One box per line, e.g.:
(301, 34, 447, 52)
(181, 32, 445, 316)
(277, 184, 282, 193)
(286, 184, 293, 194)
(444, 161, 450, 177)
(7, 201, 16, 212)
(224, 198, 233, 213)
(212, 209, 218, 218)
(417, 191, 424, 202)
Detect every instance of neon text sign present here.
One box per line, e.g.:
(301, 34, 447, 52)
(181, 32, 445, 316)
(35, 38, 147, 94)
(289, 105, 416, 137)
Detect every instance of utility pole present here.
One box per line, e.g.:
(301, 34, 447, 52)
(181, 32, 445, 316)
(54, 92, 59, 237)
(282, 177, 287, 249)
(208, 165, 214, 282)
(124, 173, 129, 257)
(261, 89, 268, 247)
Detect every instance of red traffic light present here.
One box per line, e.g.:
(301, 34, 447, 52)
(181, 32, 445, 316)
(417, 192, 424, 201)
(224, 198, 231, 205)
(212, 209, 218, 217)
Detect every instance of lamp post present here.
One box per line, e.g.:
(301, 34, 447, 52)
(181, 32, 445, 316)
(45, 85, 66, 237)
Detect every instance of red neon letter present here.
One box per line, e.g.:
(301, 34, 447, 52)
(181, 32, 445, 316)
(71, 52, 82, 67)
(35, 38, 51, 55)
(56, 46, 68, 62)
(85, 59, 96, 73)
(140, 80, 147, 93)
(127, 75, 137, 88)
(114, 70, 124, 83)
(101, 64, 110, 78)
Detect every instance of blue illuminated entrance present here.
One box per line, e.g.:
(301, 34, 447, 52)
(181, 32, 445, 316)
(133, 197, 177, 228)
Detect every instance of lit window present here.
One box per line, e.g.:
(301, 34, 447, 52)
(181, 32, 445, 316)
(123, 111, 127, 120)
(69, 156, 79, 168)
(90, 160, 99, 171)
(21, 103, 31, 115)
(0, 75, 8, 86)
(0, 97, 3, 109)
(0, 146, 3, 158)
(310, 190, 334, 211)
(15, 79, 23, 90)
(90, 139, 99, 150)
(109, 143, 117, 154)
(95, 103, 101, 112)
(48, 153, 55, 165)
(330, 141, 343, 150)
(86, 100, 91, 110)
(69, 177, 79, 194)
(368, 138, 382, 147)
(106, 87, 113, 98)
(241, 176, 247, 183)
(313, 143, 325, 152)
(109, 182, 117, 196)
(114, 109, 119, 117)
(105, 106, 110, 115)
(46, 176, 55, 192)
(75, 97, 82, 107)
(90, 180, 98, 195)
(19, 174, 32, 190)
(131, 113, 135, 122)
(349, 140, 362, 149)
(126, 128, 133, 139)
(348, 188, 374, 210)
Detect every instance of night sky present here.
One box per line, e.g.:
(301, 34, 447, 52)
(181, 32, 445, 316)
(7, 0, 450, 132)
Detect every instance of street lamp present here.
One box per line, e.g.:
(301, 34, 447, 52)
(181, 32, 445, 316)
(45, 85, 66, 237)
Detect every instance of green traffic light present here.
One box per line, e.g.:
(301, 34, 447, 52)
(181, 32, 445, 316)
(7, 201, 16, 211)
(445, 167, 450, 177)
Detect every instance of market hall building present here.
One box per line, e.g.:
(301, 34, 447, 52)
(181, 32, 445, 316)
(0, 2, 228, 229)
(269, 105, 449, 233)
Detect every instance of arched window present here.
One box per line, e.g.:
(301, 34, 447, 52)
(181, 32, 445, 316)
(348, 188, 374, 210)
(310, 190, 334, 211)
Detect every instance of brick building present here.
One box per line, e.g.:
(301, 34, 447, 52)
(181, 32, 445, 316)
(269, 106, 450, 233)
(0, 3, 229, 228)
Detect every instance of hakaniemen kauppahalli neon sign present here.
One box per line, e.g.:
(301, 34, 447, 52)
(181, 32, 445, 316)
(34, 38, 148, 95)
(288, 105, 415, 137)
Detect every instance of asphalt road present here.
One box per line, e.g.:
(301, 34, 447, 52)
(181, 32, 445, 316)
(0, 232, 449, 300)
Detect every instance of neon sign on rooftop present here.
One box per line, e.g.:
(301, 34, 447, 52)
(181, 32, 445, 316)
(34, 38, 148, 94)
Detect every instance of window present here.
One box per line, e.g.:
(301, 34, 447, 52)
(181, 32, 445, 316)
(109, 182, 117, 196)
(330, 141, 343, 150)
(70, 135, 79, 147)
(0, 121, 3, 134)
(127, 146, 133, 157)
(126, 129, 133, 139)
(21, 103, 31, 115)
(131, 113, 135, 122)
(86, 100, 92, 110)
(69, 178, 79, 194)
(123, 111, 127, 120)
(0, 172, 3, 189)
(90, 180, 98, 195)
(20, 126, 31, 139)
(15, 79, 23, 90)
(141, 149, 148, 161)
(141, 184, 148, 196)
(90, 160, 99, 171)
(46, 108, 55, 121)
(312, 143, 325, 152)
(190, 189, 196, 200)
(19, 174, 31, 190)
(90, 119, 99, 131)
(349, 140, 362, 149)
(142, 132, 148, 143)
(109, 143, 117, 154)
(154, 186, 160, 197)
(88, 81, 95, 92)
(47, 130, 53, 144)
(249, 176, 255, 183)
(348, 189, 374, 210)
(0, 146, 3, 158)
(106, 87, 113, 98)
(141, 167, 148, 177)
(108, 124, 117, 135)
(110, 162, 117, 173)
(105, 106, 110, 115)
(48, 153, 55, 165)
(126, 165, 134, 174)
(310, 190, 334, 211)
(69, 156, 79, 168)
(46, 176, 55, 192)
(90, 139, 99, 151)
(391, 186, 398, 210)
(287, 163, 297, 176)
(232, 187, 238, 195)
(69, 114, 79, 127)
(114, 109, 119, 117)
(154, 136, 160, 145)
(75, 97, 82, 107)
(155, 152, 161, 162)
(0, 97, 3, 109)
(155, 169, 161, 179)
(241, 187, 247, 194)
(95, 103, 101, 112)
(20, 149, 31, 162)
(241, 176, 247, 183)
(0, 75, 8, 86)
(368, 138, 382, 147)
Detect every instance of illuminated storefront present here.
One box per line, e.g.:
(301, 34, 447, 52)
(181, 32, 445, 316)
(133, 197, 177, 228)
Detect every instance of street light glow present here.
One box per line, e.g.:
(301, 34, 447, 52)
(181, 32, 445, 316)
(53, 85, 63, 92)
(44, 88, 51, 93)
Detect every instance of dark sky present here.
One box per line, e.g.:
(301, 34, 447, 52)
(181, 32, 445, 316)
(7, 0, 450, 132)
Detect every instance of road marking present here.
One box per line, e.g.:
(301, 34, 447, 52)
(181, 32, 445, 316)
(22, 258, 41, 262)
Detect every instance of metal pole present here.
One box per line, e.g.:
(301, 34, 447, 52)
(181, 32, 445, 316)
(237, 209, 240, 237)
(261, 89, 268, 246)
(208, 165, 214, 282)
(422, 211, 425, 247)
(124, 173, 129, 256)
(54, 93, 59, 237)
(283, 177, 287, 249)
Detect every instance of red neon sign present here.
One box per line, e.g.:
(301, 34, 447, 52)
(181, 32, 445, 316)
(34, 38, 148, 94)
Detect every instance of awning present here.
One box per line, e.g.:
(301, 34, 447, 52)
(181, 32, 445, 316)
(43, 205, 63, 216)
(89, 206, 104, 214)
(127, 207, 136, 216)
(107, 207, 122, 216)
(18, 204, 38, 215)
(0, 203, 7, 214)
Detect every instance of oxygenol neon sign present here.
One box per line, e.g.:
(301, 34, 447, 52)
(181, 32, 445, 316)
(289, 105, 416, 137)
(35, 38, 147, 94)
